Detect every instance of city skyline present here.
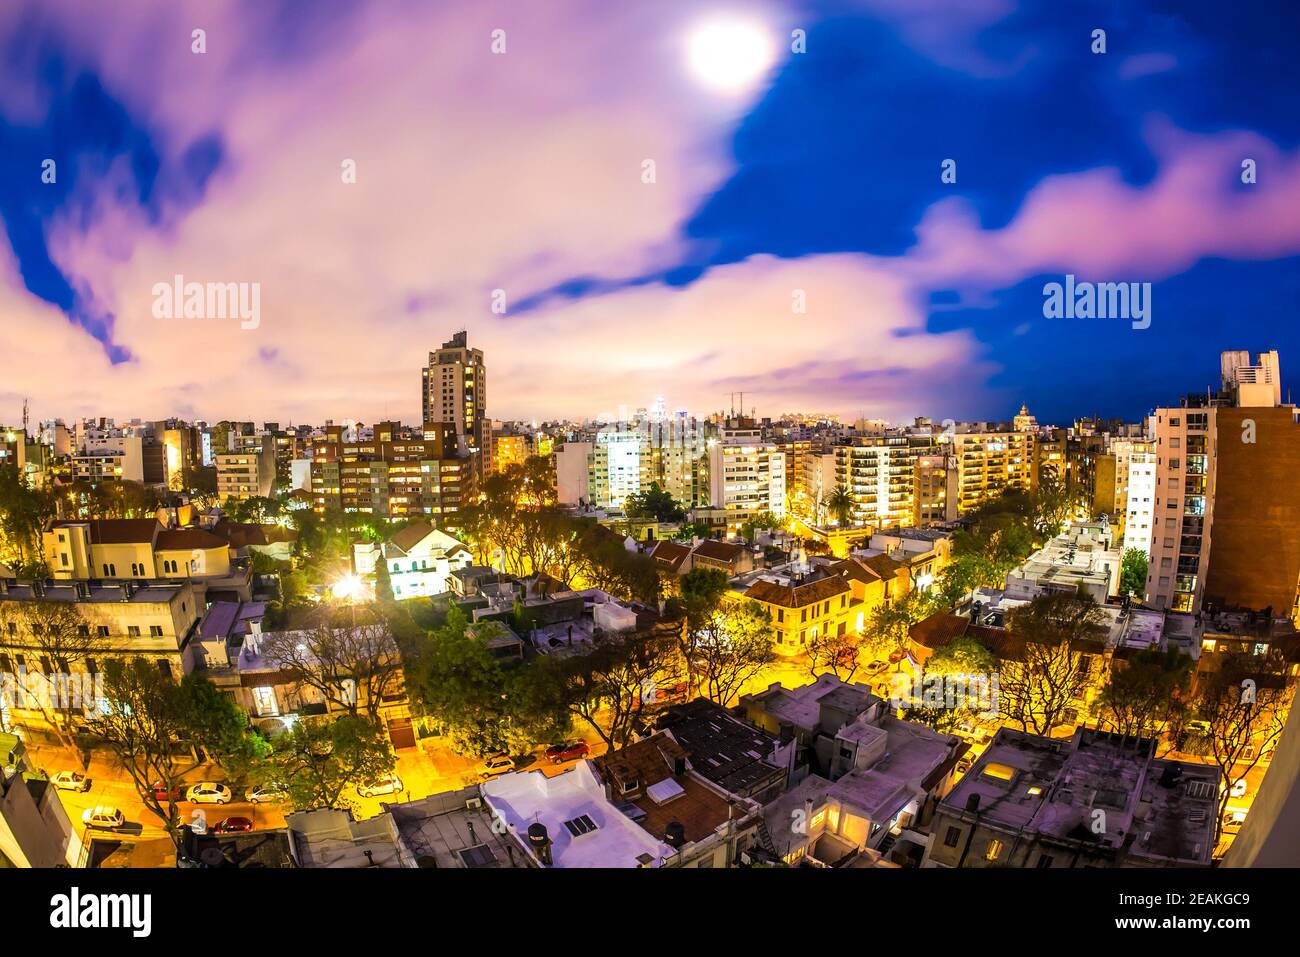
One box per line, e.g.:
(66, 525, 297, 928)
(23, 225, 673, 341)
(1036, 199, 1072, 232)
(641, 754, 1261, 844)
(2, 1, 1299, 426)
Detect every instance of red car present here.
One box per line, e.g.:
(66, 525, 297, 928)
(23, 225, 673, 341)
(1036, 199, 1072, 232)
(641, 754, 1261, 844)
(545, 742, 590, 763)
(212, 817, 255, 834)
(149, 781, 186, 803)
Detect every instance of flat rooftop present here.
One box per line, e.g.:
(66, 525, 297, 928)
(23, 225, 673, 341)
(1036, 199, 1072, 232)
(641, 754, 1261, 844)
(943, 727, 1218, 864)
(385, 787, 525, 868)
(482, 761, 675, 868)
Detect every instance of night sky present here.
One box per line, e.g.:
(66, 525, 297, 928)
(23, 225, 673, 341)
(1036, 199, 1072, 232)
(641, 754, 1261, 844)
(0, 0, 1297, 426)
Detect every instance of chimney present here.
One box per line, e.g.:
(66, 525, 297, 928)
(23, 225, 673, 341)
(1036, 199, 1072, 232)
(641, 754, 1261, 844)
(965, 793, 981, 813)
(75, 580, 91, 601)
(31, 580, 45, 599)
(120, 581, 134, 602)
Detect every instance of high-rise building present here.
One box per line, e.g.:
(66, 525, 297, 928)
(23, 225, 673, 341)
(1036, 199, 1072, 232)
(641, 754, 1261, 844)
(1110, 438, 1157, 554)
(834, 434, 938, 529)
(309, 420, 467, 519)
(1148, 350, 1300, 617)
(951, 428, 1034, 514)
(216, 435, 276, 500)
(708, 417, 786, 528)
(422, 331, 487, 474)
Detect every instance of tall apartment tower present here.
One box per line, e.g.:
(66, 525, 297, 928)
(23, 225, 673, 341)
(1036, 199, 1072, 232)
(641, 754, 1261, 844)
(1147, 349, 1300, 618)
(422, 331, 487, 474)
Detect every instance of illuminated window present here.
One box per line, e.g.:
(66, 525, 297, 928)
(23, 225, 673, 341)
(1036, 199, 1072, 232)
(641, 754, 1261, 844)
(981, 762, 1016, 782)
(985, 839, 1004, 862)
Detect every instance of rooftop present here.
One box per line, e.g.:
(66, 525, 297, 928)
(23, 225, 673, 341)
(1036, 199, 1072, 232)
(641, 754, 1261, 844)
(482, 761, 676, 868)
(658, 699, 786, 797)
(941, 727, 1218, 865)
(386, 787, 526, 868)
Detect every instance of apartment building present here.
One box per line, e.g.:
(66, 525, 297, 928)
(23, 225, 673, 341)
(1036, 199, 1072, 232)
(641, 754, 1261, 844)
(913, 452, 958, 525)
(834, 434, 937, 530)
(0, 579, 203, 730)
(788, 447, 837, 526)
(1115, 439, 1157, 555)
(216, 435, 276, 500)
(310, 421, 469, 519)
(422, 331, 487, 473)
(951, 428, 1034, 514)
(708, 418, 786, 528)
(1148, 350, 1300, 617)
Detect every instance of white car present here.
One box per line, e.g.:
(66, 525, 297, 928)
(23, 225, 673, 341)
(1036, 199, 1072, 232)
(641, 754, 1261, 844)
(862, 660, 889, 677)
(51, 770, 92, 792)
(82, 806, 125, 830)
(1228, 778, 1248, 798)
(248, 783, 287, 804)
(186, 782, 233, 805)
(480, 754, 516, 777)
(357, 775, 403, 798)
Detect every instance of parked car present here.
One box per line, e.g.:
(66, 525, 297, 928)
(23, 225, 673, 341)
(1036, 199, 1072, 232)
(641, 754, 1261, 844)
(545, 742, 590, 764)
(82, 806, 126, 830)
(212, 817, 255, 834)
(480, 753, 516, 777)
(357, 775, 404, 798)
(1222, 809, 1248, 834)
(150, 780, 186, 803)
(51, 771, 92, 792)
(185, 782, 233, 804)
(248, 783, 287, 805)
(887, 649, 906, 664)
(863, 660, 889, 676)
(658, 681, 689, 703)
(955, 754, 974, 775)
(1226, 778, 1249, 798)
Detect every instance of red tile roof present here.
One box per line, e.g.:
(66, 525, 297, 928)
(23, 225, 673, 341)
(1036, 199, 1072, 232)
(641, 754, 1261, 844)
(691, 539, 746, 564)
(745, 573, 850, 609)
(650, 540, 691, 572)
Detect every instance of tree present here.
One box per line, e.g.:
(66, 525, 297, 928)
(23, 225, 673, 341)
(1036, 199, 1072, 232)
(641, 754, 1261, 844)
(1197, 653, 1293, 844)
(405, 607, 568, 756)
(373, 558, 395, 603)
(625, 482, 685, 523)
(85, 659, 196, 849)
(0, 464, 55, 573)
(738, 511, 779, 544)
(827, 485, 854, 527)
(537, 627, 680, 751)
(693, 601, 776, 707)
(177, 674, 270, 782)
(1119, 548, 1148, 600)
(0, 598, 110, 747)
(862, 591, 932, 661)
(926, 635, 998, 678)
(1096, 647, 1193, 745)
(805, 628, 861, 680)
(670, 566, 731, 691)
(998, 593, 1107, 736)
(258, 606, 404, 721)
(1030, 478, 1078, 539)
(258, 714, 396, 812)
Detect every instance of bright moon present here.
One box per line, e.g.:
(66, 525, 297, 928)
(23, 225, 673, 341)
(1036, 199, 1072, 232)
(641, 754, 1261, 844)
(687, 18, 777, 94)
